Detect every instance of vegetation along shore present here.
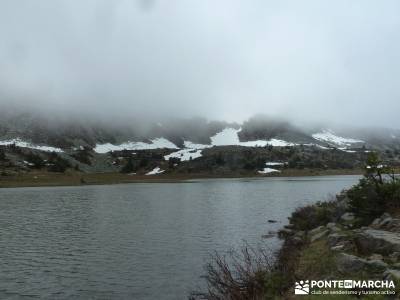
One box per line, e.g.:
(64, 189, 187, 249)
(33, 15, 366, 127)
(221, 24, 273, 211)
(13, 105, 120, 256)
(191, 153, 400, 299)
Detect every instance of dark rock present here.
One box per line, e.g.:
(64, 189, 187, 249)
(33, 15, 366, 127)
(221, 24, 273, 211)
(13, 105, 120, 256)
(262, 234, 275, 239)
(278, 228, 294, 238)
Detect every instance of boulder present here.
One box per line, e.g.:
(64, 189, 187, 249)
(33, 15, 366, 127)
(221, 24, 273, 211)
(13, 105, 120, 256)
(292, 236, 304, 245)
(278, 228, 294, 238)
(308, 226, 329, 242)
(366, 259, 388, 271)
(337, 253, 387, 274)
(380, 217, 394, 227)
(371, 216, 381, 226)
(310, 230, 329, 242)
(331, 244, 345, 252)
(381, 213, 392, 220)
(370, 213, 400, 232)
(389, 252, 400, 263)
(380, 219, 400, 233)
(356, 229, 400, 255)
(341, 212, 355, 222)
(327, 233, 348, 247)
(309, 226, 326, 235)
(368, 254, 384, 261)
(384, 269, 400, 281)
(294, 230, 305, 239)
(337, 253, 367, 273)
(326, 222, 341, 232)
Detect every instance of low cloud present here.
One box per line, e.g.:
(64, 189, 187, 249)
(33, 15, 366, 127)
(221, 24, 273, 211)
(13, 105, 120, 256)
(0, 0, 399, 128)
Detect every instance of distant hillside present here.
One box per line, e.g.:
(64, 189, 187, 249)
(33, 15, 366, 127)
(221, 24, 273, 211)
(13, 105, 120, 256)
(1, 111, 400, 178)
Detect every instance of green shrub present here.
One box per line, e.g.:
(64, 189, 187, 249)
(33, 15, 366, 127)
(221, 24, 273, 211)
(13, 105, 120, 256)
(288, 200, 343, 231)
(47, 153, 71, 173)
(71, 148, 92, 165)
(120, 157, 136, 173)
(348, 152, 400, 224)
(25, 152, 45, 169)
(347, 178, 384, 225)
(0, 148, 6, 161)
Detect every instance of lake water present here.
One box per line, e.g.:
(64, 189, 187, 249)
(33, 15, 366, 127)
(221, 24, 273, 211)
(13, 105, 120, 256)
(0, 175, 360, 299)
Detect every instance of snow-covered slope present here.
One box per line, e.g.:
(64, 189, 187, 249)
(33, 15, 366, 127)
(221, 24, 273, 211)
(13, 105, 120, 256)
(312, 130, 364, 147)
(163, 128, 296, 162)
(210, 128, 295, 147)
(0, 138, 63, 152)
(94, 138, 178, 154)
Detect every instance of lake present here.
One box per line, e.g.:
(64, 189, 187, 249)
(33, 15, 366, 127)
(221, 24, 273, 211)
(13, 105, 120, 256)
(0, 175, 360, 299)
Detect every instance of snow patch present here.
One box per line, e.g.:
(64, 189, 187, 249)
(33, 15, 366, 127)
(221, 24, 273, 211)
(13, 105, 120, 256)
(164, 149, 203, 161)
(265, 162, 285, 166)
(258, 168, 280, 174)
(94, 138, 178, 153)
(183, 141, 211, 150)
(164, 141, 211, 162)
(210, 128, 295, 147)
(23, 160, 34, 166)
(0, 138, 63, 152)
(312, 130, 364, 147)
(145, 167, 165, 175)
(339, 148, 356, 153)
(211, 128, 241, 146)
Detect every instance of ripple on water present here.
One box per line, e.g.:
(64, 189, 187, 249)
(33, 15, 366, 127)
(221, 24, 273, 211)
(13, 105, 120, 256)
(0, 176, 360, 299)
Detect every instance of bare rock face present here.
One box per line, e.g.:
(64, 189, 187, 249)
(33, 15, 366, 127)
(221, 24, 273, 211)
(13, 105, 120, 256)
(355, 228, 400, 255)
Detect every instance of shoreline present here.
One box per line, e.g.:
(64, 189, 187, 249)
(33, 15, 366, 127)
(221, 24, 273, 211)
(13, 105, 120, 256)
(0, 168, 364, 189)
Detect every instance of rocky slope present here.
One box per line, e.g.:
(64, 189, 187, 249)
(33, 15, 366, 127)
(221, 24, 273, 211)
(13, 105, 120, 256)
(277, 193, 400, 298)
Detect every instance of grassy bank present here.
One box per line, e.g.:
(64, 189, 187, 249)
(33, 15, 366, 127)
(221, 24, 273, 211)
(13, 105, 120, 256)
(0, 168, 366, 188)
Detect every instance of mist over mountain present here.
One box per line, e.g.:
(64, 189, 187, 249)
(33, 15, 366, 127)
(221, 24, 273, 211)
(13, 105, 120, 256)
(1, 108, 399, 152)
(1, 1, 400, 128)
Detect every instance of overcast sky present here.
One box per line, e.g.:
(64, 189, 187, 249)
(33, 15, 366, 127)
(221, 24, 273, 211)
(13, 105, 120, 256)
(0, 0, 399, 127)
